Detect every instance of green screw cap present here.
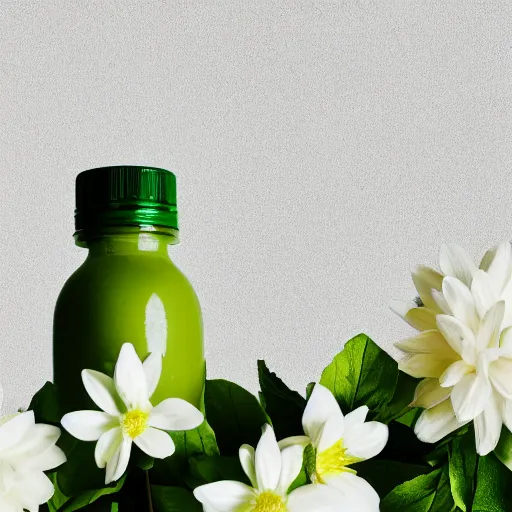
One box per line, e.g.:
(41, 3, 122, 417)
(74, 165, 179, 235)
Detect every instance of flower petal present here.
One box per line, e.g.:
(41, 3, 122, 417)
(390, 301, 438, 331)
(411, 265, 444, 312)
(17, 471, 55, 509)
(399, 354, 454, 379)
(476, 301, 505, 351)
(134, 427, 175, 459)
(105, 438, 132, 484)
(406, 308, 439, 331)
(255, 425, 281, 491)
(439, 243, 477, 287)
(501, 280, 512, 329)
(277, 436, 311, 450)
(143, 352, 162, 399)
(277, 445, 305, 495)
(302, 384, 344, 449)
(193, 481, 255, 511)
(344, 406, 369, 431)
(0, 423, 61, 464)
(26, 444, 67, 473)
(471, 270, 498, 319)
(0, 411, 35, 452)
(499, 396, 512, 432)
(344, 422, 388, 461)
(239, 444, 257, 488)
(415, 399, 469, 443)
(500, 326, 512, 353)
(396, 330, 459, 378)
(395, 329, 458, 357)
(61, 411, 117, 442)
(317, 413, 346, 453)
(474, 394, 502, 456)
(479, 241, 512, 296)
(4, 427, 66, 475)
(95, 427, 123, 469)
(411, 378, 452, 409)
(321, 472, 380, 511)
(442, 277, 478, 332)
(489, 357, 512, 399)
(439, 360, 474, 388)
(287, 484, 356, 512)
(148, 398, 203, 431)
(82, 370, 124, 417)
(114, 343, 149, 410)
(390, 299, 417, 319)
(436, 315, 476, 364)
(451, 373, 491, 422)
(431, 290, 453, 315)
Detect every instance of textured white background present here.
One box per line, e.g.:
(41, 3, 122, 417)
(1, 1, 512, 413)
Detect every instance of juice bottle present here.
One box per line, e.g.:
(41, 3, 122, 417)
(53, 166, 204, 415)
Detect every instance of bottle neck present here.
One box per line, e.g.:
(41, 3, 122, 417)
(75, 226, 178, 258)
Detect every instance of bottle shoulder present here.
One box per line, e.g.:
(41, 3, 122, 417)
(55, 255, 201, 310)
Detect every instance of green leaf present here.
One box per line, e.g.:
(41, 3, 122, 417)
(189, 455, 248, 485)
(305, 382, 315, 400)
(257, 360, 306, 439)
(473, 453, 512, 512)
(448, 430, 477, 512)
(57, 440, 114, 496)
(397, 408, 422, 428)
(426, 426, 470, 468)
(28, 381, 61, 425)
(150, 420, 219, 486)
(303, 444, 316, 482)
(375, 372, 420, 424)
(204, 379, 268, 455)
(56, 475, 126, 512)
(131, 445, 154, 471)
(151, 486, 202, 512)
(428, 465, 457, 511)
(353, 460, 431, 498)
(288, 466, 308, 493)
(381, 465, 455, 512)
(46, 472, 69, 512)
(494, 426, 512, 472)
(319, 333, 398, 415)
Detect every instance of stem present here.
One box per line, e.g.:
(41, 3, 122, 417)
(146, 470, 154, 512)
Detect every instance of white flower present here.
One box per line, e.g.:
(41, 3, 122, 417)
(394, 241, 512, 454)
(0, 388, 66, 511)
(281, 384, 388, 512)
(194, 424, 352, 512)
(61, 343, 204, 484)
(391, 242, 512, 332)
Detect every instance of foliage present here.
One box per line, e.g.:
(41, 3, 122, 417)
(30, 333, 512, 511)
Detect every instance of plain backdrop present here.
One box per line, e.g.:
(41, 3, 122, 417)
(1, 0, 512, 413)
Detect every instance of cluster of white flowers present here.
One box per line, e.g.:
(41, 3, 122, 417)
(6, 240, 512, 512)
(193, 384, 388, 512)
(59, 345, 388, 512)
(14, 238, 507, 512)
(393, 241, 512, 455)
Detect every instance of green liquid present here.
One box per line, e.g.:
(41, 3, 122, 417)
(53, 230, 204, 414)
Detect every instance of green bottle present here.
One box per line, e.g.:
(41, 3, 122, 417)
(53, 166, 204, 415)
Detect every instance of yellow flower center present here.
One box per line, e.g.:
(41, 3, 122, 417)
(316, 439, 359, 482)
(121, 410, 149, 439)
(252, 491, 287, 512)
